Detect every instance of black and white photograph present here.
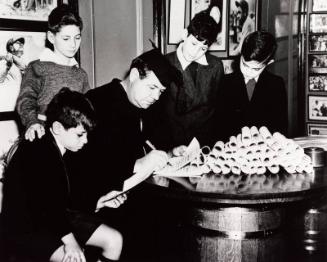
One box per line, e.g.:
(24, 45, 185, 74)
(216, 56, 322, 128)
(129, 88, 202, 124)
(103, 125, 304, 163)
(309, 54, 327, 74)
(309, 75, 327, 91)
(308, 95, 327, 120)
(0, 0, 57, 21)
(229, 0, 257, 56)
(190, 0, 227, 51)
(309, 34, 327, 52)
(310, 13, 327, 33)
(2, 1, 327, 262)
(312, 0, 327, 12)
(308, 123, 327, 136)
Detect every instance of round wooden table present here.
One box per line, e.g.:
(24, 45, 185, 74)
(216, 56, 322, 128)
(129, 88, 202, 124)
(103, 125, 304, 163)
(145, 167, 327, 239)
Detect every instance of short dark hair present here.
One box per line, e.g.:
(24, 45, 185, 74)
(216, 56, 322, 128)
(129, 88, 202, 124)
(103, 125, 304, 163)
(187, 10, 219, 46)
(48, 4, 83, 33)
(129, 49, 182, 88)
(45, 88, 96, 132)
(236, 0, 249, 15)
(241, 31, 277, 63)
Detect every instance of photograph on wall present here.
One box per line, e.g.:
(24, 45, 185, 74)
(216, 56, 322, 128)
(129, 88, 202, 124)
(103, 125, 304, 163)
(309, 54, 327, 74)
(168, 0, 186, 44)
(190, 0, 227, 51)
(0, 30, 45, 167)
(308, 95, 327, 120)
(0, 0, 57, 21)
(229, 0, 257, 56)
(309, 34, 327, 52)
(308, 123, 327, 136)
(310, 14, 327, 33)
(0, 30, 46, 76)
(312, 0, 327, 12)
(309, 75, 327, 91)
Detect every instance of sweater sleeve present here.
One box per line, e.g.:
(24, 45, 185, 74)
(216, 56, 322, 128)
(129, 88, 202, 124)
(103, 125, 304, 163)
(16, 62, 44, 128)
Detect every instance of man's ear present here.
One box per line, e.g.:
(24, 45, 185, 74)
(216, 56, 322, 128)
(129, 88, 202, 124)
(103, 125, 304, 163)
(181, 29, 188, 41)
(129, 68, 140, 83)
(51, 121, 64, 135)
(47, 31, 55, 45)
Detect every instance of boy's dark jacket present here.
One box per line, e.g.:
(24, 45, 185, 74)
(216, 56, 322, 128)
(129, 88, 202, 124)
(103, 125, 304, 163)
(2, 133, 72, 253)
(216, 67, 288, 141)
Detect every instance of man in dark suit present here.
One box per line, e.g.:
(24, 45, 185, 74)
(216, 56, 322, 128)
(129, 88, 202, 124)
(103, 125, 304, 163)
(216, 31, 287, 142)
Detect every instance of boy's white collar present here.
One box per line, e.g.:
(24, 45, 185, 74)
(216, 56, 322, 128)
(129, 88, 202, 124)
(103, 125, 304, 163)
(177, 43, 208, 70)
(39, 48, 79, 67)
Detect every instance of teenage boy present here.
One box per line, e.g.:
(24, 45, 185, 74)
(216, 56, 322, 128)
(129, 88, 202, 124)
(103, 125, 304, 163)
(216, 31, 288, 141)
(1, 88, 126, 262)
(143, 10, 224, 150)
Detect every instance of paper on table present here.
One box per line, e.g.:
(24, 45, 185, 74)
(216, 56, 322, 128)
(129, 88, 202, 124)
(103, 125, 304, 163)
(154, 137, 201, 177)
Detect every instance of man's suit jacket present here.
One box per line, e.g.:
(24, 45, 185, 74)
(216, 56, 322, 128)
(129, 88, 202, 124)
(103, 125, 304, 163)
(216, 69, 288, 142)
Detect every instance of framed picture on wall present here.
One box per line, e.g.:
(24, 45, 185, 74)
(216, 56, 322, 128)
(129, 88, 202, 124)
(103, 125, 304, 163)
(312, 0, 327, 12)
(309, 54, 327, 74)
(308, 95, 327, 120)
(168, 0, 186, 44)
(310, 14, 327, 33)
(309, 34, 327, 52)
(308, 123, 327, 136)
(0, 0, 60, 21)
(190, 0, 227, 51)
(309, 75, 327, 91)
(0, 30, 46, 72)
(229, 0, 258, 56)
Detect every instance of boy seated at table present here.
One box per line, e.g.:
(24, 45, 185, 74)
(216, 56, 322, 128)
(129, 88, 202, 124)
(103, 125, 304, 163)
(1, 88, 126, 262)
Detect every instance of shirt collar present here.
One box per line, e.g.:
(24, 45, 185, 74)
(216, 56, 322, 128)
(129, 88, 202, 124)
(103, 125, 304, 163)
(176, 43, 208, 70)
(39, 48, 79, 67)
(244, 75, 260, 84)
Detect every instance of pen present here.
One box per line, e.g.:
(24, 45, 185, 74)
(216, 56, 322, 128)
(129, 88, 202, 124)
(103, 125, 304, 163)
(145, 140, 156, 150)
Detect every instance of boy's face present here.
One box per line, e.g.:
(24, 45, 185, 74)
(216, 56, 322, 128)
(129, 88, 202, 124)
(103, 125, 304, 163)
(182, 34, 208, 62)
(240, 56, 269, 80)
(57, 124, 88, 152)
(128, 69, 166, 109)
(48, 25, 81, 60)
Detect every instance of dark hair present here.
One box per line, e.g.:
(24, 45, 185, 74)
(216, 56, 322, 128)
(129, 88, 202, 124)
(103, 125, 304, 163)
(129, 57, 149, 79)
(236, 0, 249, 15)
(45, 88, 96, 132)
(241, 31, 277, 63)
(48, 4, 83, 33)
(187, 10, 219, 46)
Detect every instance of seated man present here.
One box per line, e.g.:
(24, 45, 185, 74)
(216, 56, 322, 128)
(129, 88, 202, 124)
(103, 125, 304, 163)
(1, 88, 126, 262)
(216, 31, 288, 141)
(68, 48, 184, 213)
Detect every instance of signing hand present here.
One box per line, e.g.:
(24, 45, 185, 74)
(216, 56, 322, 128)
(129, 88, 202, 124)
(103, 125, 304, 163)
(135, 150, 168, 174)
(96, 191, 127, 212)
(170, 145, 187, 157)
(25, 123, 45, 141)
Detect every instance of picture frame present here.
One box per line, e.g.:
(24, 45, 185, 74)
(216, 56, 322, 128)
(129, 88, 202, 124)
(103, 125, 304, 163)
(309, 34, 327, 52)
(307, 123, 327, 136)
(312, 0, 327, 12)
(309, 54, 327, 74)
(310, 14, 327, 33)
(229, 0, 258, 56)
(309, 75, 327, 91)
(308, 95, 327, 120)
(190, 0, 227, 51)
(0, 0, 60, 22)
(168, 0, 186, 45)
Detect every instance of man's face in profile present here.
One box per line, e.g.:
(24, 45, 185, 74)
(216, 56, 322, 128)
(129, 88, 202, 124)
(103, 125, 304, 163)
(236, 6, 247, 26)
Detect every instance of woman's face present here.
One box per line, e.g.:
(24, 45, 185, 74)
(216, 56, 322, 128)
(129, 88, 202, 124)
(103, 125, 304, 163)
(196, 0, 211, 12)
(48, 24, 81, 60)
